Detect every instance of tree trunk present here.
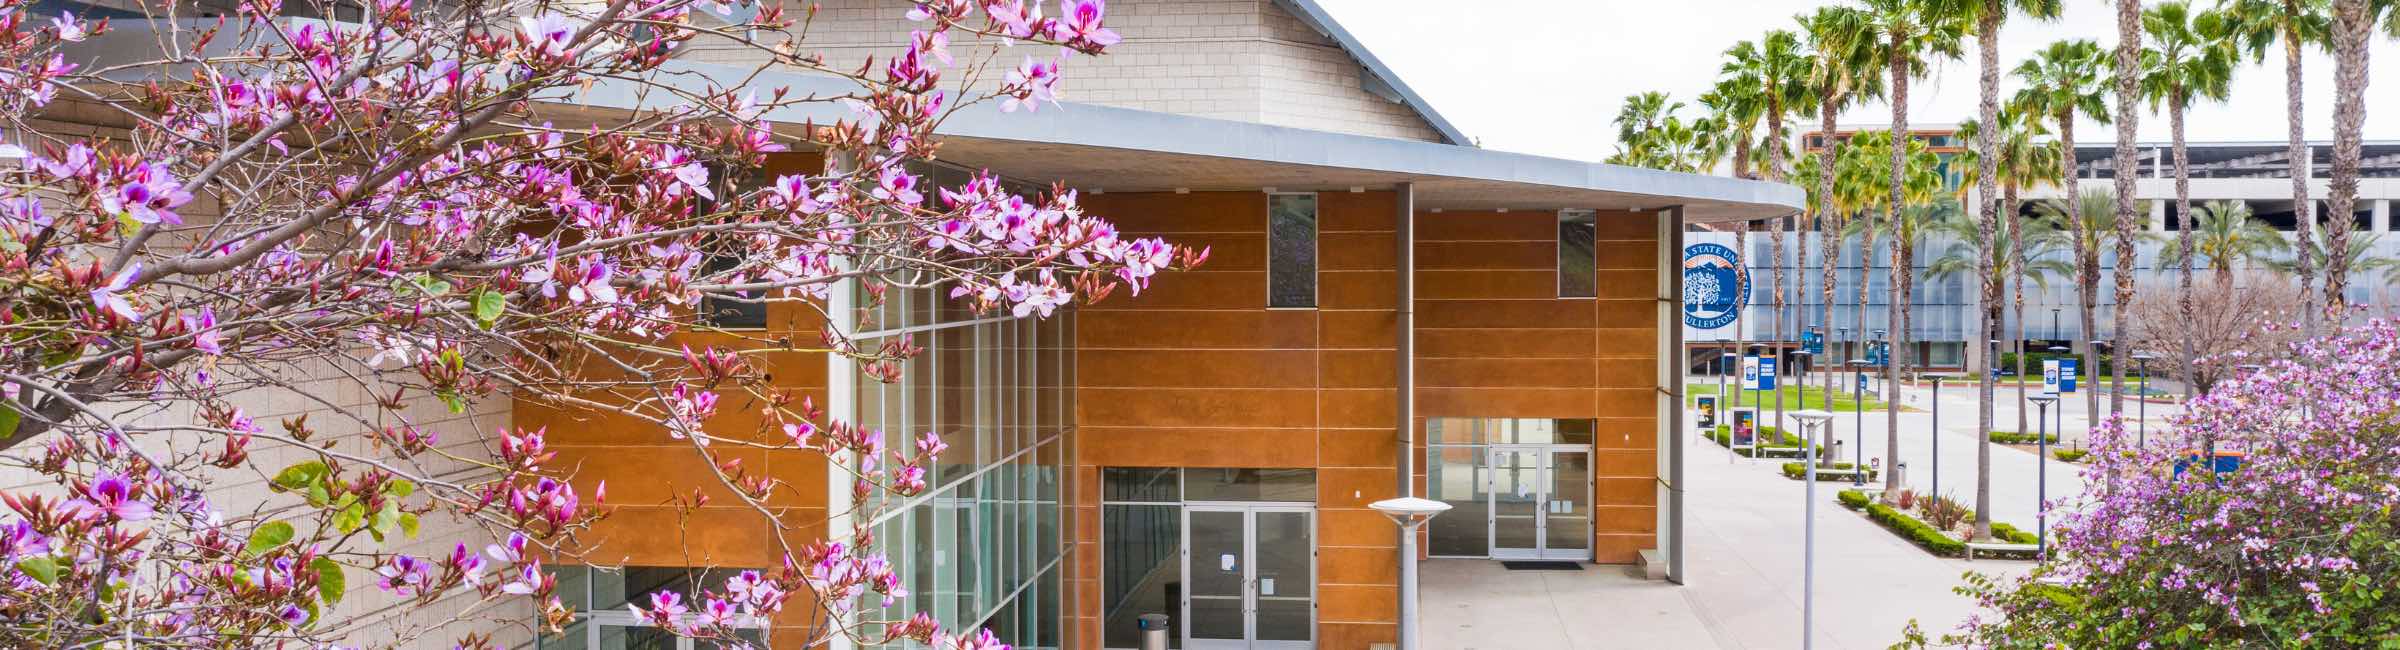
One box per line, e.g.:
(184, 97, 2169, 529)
(2109, 0, 2141, 419)
(1817, 96, 1844, 461)
(1737, 222, 1751, 418)
(2285, 0, 2318, 323)
(1885, 30, 1908, 493)
(2326, 0, 2369, 317)
(2172, 102, 2198, 401)
(1768, 97, 1791, 438)
(2009, 185, 2030, 445)
(2058, 114, 2102, 426)
(1972, 4, 2003, 541)
(1772, 216, 1788, 436)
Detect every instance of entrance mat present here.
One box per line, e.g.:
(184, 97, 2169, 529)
(1499, 561, 1583, 571)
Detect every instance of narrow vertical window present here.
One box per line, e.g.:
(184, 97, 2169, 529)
(1267, 193, 1318, 308)
(1558, 209, 1598, 298)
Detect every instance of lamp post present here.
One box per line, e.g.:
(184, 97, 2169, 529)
(1926, 373, 1958, 501)
(1872, 329, 1888, 396)
(1790, 409, 1838, 650)
(1721, 352, 1739, 463)
(1793, 350, 1816, 453)
(2131, 352, 2156, 446)
(1847, 358, 1870, 485)
(1370, 497, 1453, 650)
(1837, 327, 1851, 396)
(2091, 339, 2111, 419)
(2049, 308, 2062, 346)
(2028, 394, 2058, 560)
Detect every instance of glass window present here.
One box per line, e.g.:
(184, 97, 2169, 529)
(1101, 503, 1183, 649)
(1267, 194, 1318, 308)
(697, 254, 769, 329)
(1183, 468, 1316, 502)
(1558, 210, 1598, 298)
(1104, 467, 1181, 503)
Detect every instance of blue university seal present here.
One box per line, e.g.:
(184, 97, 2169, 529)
(1682, 243, 1746, 330)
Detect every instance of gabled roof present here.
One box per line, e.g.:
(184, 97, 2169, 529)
(1270, 0, 1472, 147)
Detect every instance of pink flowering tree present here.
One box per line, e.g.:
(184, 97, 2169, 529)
(0, 0, 1193, 647)
(1911, 320, 2400, 647)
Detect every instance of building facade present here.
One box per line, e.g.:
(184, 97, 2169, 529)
(514, 2, 1802, 649)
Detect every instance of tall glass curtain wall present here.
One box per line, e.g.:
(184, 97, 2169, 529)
(853, 276, 1074, 650)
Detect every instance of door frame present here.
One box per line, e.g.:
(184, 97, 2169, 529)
(1180, 502, 1316, 650)
(1485, 444, 1594, 562)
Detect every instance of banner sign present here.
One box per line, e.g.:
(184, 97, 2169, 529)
(1731, 408, 1758, 448)
(1757, 357, 1778, 391)
(2042, 360, 2062, 395)
(1741, 356, 1761, 391)
(1694, 395, 1719, 430)
(2060, 358, 2079, 393)
(1681, 243, 1748, 330)
(1866, 340, 1888, 367)
(1800, 330, 1824, 356)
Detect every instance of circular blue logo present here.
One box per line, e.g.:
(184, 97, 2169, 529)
(1682, 243, 1747, 330)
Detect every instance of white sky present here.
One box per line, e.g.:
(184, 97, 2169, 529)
(1314, 0, 2400, 162)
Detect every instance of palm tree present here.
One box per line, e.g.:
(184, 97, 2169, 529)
(1701, 85, 1763, 180)
(2144, 2, 2238, 400)
(2013, 39, 2111, 421)
(1965, 105, 2063, 503)
(1613, 90, 1683, 151)
(1801, 6, 1883, 425)
(2321, 0, 2396, 314)
(2040, 189, 2156, 408)
(1720, 30, 1811, 436)
(2159, 201, 2293, 288)
(1859, 0, 1968, 491)
(2219, 0, 2330, 321)
(1965, 0, 2062, 542)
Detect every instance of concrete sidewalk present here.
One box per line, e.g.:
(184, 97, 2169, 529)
(1422, 443, 2025, 649)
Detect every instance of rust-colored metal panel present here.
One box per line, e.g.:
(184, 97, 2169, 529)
(1075, 349, 1321, 388)
(1074, 309, 1320, 350)
(1414, 299, 1599, 329)
(1416, 329, 1597, 359)
(1414, 358, 1596, 389)
(1076, 426, 1321, 467)
(1078, 387, 1320, 428)
(1415, 240, 1558, 270)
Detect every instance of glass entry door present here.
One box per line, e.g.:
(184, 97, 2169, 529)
(1183, 504, 1314, 650)
(1488, 447, 1591, 561)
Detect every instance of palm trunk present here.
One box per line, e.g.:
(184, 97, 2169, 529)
(2284, 0, 2318, 324)
(2059, 116, 2102, 427)
(2326, 0, 2369, 316)
(2009, 185, 2030, 445)
(1772, 216, 1788, 436)
(1885, 31, 1908, 493)
(2109, 0, 2141, 419)
(2172, 102, 2198, 401)
(1816, 97, 1844, 462)
(1737, 223, 1751, 415)
(1767, 101, 1791, 436)
(1971, 4, 2003, 541)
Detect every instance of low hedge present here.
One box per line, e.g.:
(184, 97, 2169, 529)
(1987, 431, 2061, 444)
(2052, 448, 2089, 463)
(1837, 489, 1871, 510)
(1706, 424, 1829, 458)
(1864, 501, 1967, 556)
(1780, 462, 1879, 482)
(1839, 491, 2042, 558)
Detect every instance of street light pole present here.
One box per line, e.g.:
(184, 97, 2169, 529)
(1847, 358, 1870, 485)
(1791, 410, 1838, 650)
(1930, 375, 1943, 500)
(1370, 498, 1452, 650)
(2029, 394, 2058, 560)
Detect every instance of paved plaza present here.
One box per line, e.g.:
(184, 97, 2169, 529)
(1424, 439, 2031, 649)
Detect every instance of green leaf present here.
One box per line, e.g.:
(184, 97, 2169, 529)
(311, 557, 345, 605)
(15, 556, 57, 585)
(472, 289, 506, 328)
(371, 502, 399, 536)
(397, 513, 420, 539)
(437, 391, 466, 415)
(245, 521, 296, 557)
(271, 461, 329, 492)
(385, 478, 416, 498)
(0, 400, 18, 440)
(334, 503, 366, 534)
(411, 274, 452, 297)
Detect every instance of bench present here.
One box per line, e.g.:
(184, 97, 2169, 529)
(1964, 541, 2039, 561)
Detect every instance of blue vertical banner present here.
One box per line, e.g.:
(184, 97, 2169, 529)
(1757, 357, 1778, 391)
(2060, 358, 2079, 393)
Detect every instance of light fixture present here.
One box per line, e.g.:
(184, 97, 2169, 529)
(1370, 497, 1453, 650)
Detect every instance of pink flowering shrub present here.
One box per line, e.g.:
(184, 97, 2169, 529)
(0, 0, 1191, 647)
(1923, 321, 2400, 647)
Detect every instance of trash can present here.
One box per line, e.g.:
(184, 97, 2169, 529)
(1136, 613, 1170, 650)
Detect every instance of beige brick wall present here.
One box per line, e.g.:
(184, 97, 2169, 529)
(689, 0, 1443, 141)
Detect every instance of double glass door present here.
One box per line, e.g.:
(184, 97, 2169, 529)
(1184, 504, 1313, 649)
(1488, 447, 1591, 561)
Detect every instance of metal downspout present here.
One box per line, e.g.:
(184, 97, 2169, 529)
(1395, 183, 1418, 647)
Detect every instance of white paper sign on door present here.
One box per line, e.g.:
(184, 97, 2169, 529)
(1219, 554, 1235, 571)
(1261, 578, 1276, 595)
